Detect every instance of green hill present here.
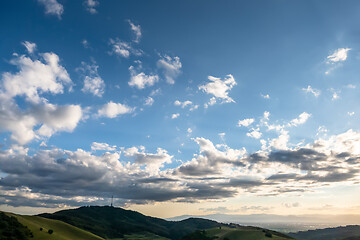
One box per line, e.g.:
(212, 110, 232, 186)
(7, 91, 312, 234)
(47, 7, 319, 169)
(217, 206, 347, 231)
(39, 206, 224, 240)
(0, 212, 32, 240)
(5, 211, 104, 240)
(182, 226, 294, 240)
(289, 225, 360, 240)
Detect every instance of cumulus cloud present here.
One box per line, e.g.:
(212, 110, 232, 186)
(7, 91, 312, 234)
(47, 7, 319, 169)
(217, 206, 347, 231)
(124, 146, 173, 172)
(171, 113, 180, 119)
(247, 128, 262, 139)
(0, 45, 82, 144)
(288, 112, 311, 127)
(176, 137, 247, 177)
(22, 41, 37, 54)
(84, 0, 99, 14)
(199, 74, 237, 105)
(78, 61, 105, 97)
(128, 66, 159, 89)
(302, 85, 321, 97)
(97, 101, 134, 118)
(35, 103, 82, 138)
(127, 20, 141, 43)
(91, 142, 117, 151)
(327, 48, 351, 63)
(238, 118, 255, 127)
(1, 52, 72, 103)
(37, 0, 64, 18)
(1, 129, 360, 207)
(157, 55, 182, 84)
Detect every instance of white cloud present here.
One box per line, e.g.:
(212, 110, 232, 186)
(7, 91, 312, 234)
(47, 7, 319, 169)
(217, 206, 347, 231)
(199, 74, 237, 104)
(157, 55, 182, 84)
(187, 128, 193, 135)
(127, 20, 141, 43)
(22, 41, 37, 54)
(327, 48, 351, 63)
(302, 85, 321, 97)
(128, 66, 159, 89)
(82, 39, 89, 48)
(174, 100, 192, 108)
(78, 62, 105, 97)
(190, 105, 199, 111)
(37, 0, 64, 18)
(124, 146, 172, 172)
(97, 101, 134, 118)
(109, 38, 142, 58)
(348, 112, 355, 116)
(238, 118, 255, 127)
(288, 112, 311, 127)
(91, 142, 116, 151)
(268, 129, 289, 150)
(0, 45, 83, 145)
(261, 94, 270, 99)
(36, 103, 82, 138)
(263, 111, 270, 120)
(171, 113, 180, 119)
(84, 0, 99, 14)
(144, 97, 154, 106)
(332, 92, 340, 101)
(246, 128, 262, 139)
(1, 52, 72, 103)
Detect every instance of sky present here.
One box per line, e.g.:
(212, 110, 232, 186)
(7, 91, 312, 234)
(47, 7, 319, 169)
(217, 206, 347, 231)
(0, 0, 360, 220)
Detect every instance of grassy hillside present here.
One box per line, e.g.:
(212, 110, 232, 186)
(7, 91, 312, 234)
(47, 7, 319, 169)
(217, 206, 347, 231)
(39, 206, 224, 240)
(182, 226, 294, 240)
(289, 225, 360, 240)
(0, 212, 32, 240)
(6, 212, 104, 240)
(109, 232, 170, 240)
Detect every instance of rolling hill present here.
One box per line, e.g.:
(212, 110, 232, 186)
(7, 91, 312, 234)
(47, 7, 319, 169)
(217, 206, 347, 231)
(5, 211, 104, 240)
(182, 226, 294, 240)
(39, 206, 224, 239)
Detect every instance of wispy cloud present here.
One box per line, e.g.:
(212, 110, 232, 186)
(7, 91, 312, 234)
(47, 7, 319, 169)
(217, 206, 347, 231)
(127, 20, 142, 43)
(157, 55, 182, 84)
(302, 85, 321, 97)
(37, 0, 64, 19)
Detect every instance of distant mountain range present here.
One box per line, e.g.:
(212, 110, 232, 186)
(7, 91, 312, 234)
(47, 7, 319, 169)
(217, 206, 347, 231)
(167, 213, 360, 225)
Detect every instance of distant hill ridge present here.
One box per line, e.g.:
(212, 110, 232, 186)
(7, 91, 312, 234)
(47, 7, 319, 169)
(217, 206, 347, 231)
(289, 225, 360, 240)
(39, 206, 225, 239)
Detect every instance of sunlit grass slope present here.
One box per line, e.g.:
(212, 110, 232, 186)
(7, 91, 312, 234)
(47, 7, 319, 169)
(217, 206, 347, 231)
(6, 212, 104, 240)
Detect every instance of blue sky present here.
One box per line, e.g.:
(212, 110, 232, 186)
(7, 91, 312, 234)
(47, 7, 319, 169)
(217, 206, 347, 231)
(1, 0, 360, 219)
